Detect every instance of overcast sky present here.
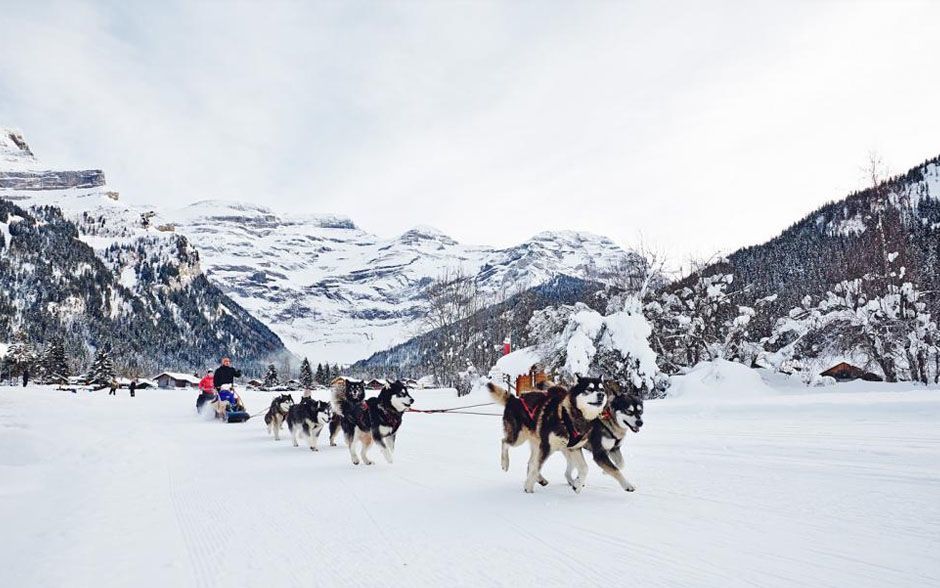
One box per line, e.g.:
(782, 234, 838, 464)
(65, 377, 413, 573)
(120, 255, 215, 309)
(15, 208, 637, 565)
(2, 0, 939, 264)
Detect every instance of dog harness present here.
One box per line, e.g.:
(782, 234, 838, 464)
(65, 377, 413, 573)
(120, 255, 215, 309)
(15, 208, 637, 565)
(562, 408, 585, 448)
(356, 400, 403, 433)
(517, 392, 550, 423)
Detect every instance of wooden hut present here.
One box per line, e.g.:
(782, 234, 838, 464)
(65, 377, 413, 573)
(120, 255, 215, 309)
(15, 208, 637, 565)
(366, 378, 388, 390)
(154, 372, 201, 389)
(820, 362, 883, 382)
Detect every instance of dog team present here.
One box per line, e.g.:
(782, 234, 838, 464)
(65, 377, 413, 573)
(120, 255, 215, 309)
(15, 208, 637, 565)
(263, 378, 414, 466)
(259, 374, 644, 495)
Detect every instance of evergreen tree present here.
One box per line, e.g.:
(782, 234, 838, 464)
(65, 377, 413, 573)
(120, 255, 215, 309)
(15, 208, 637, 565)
(5, 335, 36, 382)
(263, 363, 279, 388)
(332, 364, 341, 379)
(40, 337, 69, 384)
(87, 348, 115, 387)
(299, 357, 313, 389)
(323, 363, 332, 383)
(315, 363, 325, 385)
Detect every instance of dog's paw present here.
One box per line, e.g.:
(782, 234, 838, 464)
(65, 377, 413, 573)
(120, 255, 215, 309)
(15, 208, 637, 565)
(310, 447, 319, 452)
(524, 487, 535, 494)
(623, 483, 636, 492)
(538, 478, 549, 487)
(329, 442, 337, 447)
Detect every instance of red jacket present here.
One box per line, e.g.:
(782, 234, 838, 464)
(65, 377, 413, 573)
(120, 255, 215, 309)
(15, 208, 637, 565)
(199, 375, 215, 393)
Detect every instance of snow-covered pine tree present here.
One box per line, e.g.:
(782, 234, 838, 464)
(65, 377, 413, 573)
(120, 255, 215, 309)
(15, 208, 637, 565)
(315, 363, 325, 385)
(87, 348, 115, 387)
(40, 337, 69, 384)
(263, 364, 279, 388)
(299, 357, 313, 389)
(5, 335, 37, 382)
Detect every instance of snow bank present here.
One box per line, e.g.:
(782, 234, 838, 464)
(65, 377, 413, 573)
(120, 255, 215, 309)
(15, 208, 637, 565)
(668, 359, 777, 400)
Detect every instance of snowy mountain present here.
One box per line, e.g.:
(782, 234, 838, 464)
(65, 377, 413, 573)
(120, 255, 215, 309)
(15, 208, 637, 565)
(168, 200, 644, 363)
(0, 129, 105, 189)
(0, 128, 286, 373)
(721, 154, 940, 335)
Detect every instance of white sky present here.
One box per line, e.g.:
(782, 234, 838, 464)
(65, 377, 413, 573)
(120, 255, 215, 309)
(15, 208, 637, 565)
(2, 0, 939, 264)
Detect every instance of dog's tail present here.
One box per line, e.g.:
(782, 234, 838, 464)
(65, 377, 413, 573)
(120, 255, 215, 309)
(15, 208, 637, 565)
(331, 383, 347, 415)
(487, 381, 511, 406)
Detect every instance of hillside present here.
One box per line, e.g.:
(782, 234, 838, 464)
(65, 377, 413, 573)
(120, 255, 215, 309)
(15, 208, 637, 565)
(723, 155, 940, 333)
(349, 275, 612, 378)
(0, 128, 286, 373)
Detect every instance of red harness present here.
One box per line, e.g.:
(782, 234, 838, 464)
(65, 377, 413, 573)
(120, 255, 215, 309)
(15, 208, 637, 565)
(518, 395, 541, 421)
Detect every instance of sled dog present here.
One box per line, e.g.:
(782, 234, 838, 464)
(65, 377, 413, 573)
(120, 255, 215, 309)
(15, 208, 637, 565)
(286, 397, 332, 451)
(488, 377, 608, 493)
(329, 379, 366, 446)
(339, 380, 414, 465)
(565, 388, 644, 492)
(264, 394, 295, 440)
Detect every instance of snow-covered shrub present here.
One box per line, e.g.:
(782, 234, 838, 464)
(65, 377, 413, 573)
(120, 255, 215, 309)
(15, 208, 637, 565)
(529, 297, 659, 396)
(645, 269, 763, 373)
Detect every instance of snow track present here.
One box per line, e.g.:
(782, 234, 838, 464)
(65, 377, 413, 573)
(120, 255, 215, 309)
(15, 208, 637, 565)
(1, 385, 938, 587)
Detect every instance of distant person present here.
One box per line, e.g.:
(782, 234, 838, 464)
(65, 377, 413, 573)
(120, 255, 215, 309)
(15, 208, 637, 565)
(108, 381, 117, 396)
(22, 368, 29, 387)
(130, 378, 137, 398)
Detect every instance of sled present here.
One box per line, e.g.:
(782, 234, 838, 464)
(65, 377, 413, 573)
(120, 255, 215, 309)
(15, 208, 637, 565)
(218, 387, 249, 423)
(224, 409, 250, 423)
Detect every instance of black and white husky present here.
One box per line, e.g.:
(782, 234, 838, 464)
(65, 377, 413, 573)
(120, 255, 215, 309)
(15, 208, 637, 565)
(488, 377, 608, 493)
(565, 390, 644, 492)
(337, 380, 414, 465)
(286, 397, 332, 451)
(264, 394, 294, 440)
(329, 379, 366, 446)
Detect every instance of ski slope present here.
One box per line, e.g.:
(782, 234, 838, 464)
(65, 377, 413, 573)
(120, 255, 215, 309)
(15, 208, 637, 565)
(1, 382, 938, 587)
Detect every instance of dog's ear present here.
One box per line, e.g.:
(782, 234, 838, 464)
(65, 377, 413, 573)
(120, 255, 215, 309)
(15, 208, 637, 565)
(604, 379, 623, 396)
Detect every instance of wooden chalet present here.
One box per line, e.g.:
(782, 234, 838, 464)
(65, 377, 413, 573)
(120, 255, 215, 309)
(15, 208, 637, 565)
(154, 372, 201, 389)
(820, 362, 883, 382)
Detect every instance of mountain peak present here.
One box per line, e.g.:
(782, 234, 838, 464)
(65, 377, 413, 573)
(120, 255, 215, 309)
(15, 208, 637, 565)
(526, 229, 614, 245)
(0, 128, 40, 170)
(398, 225, 456, 245)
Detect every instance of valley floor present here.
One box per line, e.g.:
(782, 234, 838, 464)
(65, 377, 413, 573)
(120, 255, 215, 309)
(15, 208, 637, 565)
(0, 382, 938, 587)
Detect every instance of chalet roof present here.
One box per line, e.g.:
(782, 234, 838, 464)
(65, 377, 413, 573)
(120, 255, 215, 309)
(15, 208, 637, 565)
(154, 372, 201, 384)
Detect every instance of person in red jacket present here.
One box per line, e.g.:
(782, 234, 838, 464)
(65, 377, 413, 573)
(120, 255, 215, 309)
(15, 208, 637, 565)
(196, 369, 216, 412)
(199, 370, 215, 394)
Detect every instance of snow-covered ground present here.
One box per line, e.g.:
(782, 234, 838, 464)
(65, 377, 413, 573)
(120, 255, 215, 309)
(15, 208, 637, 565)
(1, 380, 938, 587)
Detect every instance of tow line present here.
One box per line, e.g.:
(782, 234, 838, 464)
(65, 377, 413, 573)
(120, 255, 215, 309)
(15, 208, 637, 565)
(407, 402, 500, 417)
